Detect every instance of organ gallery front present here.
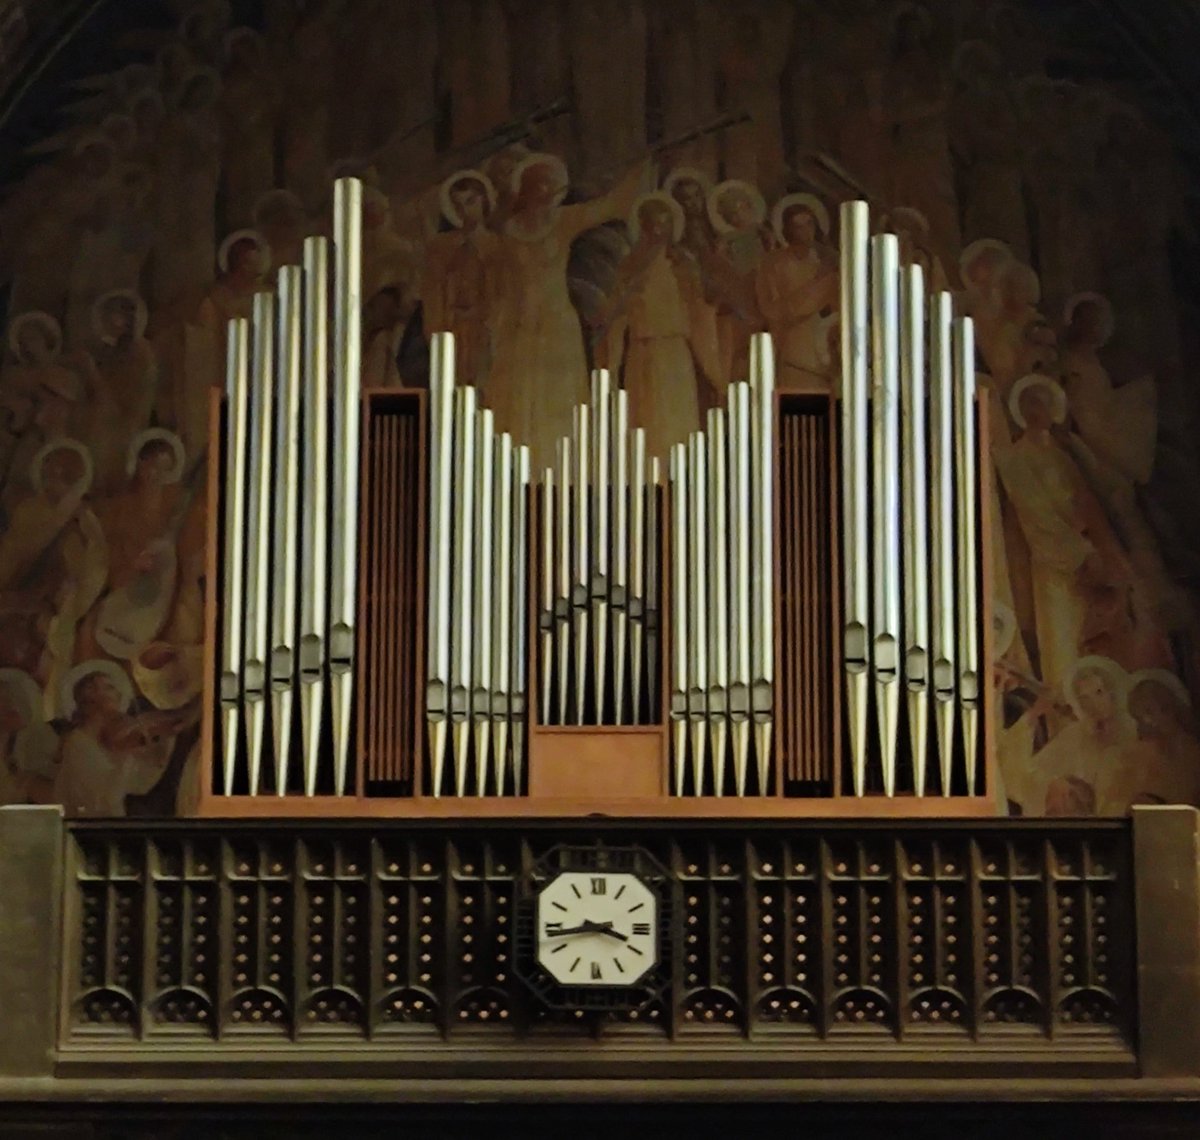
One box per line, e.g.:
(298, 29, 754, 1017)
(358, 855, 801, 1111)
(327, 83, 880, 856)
(7, 0, 1200, 1124)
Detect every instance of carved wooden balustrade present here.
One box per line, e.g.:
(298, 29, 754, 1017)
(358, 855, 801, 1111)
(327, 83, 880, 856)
(53, 817, 1134, 1074)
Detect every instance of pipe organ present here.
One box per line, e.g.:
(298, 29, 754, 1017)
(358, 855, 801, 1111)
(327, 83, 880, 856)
(203, 180, 992, 818)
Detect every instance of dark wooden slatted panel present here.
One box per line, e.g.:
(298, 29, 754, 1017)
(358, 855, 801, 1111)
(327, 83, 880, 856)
(361, 393, 423, 790)
(777, 396, 835, 795)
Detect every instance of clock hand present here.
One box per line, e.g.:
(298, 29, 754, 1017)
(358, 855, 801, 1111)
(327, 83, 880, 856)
(581, 919, 628, 942)
(544, 923, 593, 937)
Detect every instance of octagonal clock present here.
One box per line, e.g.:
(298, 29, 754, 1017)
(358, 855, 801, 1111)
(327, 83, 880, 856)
(515, 844, 671, 1011)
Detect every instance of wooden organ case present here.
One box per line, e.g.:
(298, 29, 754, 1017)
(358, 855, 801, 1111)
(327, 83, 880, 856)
(196, 188, 995, 820)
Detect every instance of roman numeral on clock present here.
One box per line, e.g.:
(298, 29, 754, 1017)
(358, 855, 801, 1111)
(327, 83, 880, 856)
(632, 922, 651, 936)
(590, 877, 606, 895)
(590, 961, 602, 980)
(546, 921, 563, 932)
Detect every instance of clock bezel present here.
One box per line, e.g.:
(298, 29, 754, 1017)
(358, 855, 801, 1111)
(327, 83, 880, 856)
(514, 843, 672, 1012)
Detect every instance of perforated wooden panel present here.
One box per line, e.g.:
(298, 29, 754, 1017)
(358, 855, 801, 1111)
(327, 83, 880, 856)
(61, 820, 1134, 1069)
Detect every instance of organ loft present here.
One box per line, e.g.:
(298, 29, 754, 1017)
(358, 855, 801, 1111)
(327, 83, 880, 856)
(1, 0, 1200, 1133)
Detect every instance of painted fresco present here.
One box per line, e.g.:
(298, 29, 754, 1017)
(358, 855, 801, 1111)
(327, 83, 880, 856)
(0, 0, 1197, 817)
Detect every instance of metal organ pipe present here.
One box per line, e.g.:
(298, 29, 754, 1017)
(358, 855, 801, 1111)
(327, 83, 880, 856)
(299, 237, 330, 797)
(330, 176, 362, 797)
(839, 200, 871, 798)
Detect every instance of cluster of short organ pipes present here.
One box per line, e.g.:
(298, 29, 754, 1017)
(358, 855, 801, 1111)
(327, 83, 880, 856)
(539, 370, 662, 732)
(425, 334, 532, 797)
(669, 336, 776, 796)
(219, 178, 363, 797)
(839, 199, 983, 797)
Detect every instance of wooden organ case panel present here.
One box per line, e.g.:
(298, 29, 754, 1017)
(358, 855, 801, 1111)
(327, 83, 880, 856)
(358, 391, 426, 797)
(776, 393, 839, 799)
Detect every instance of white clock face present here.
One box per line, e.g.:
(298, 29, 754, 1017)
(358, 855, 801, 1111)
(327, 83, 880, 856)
(536, 871, 658, 986)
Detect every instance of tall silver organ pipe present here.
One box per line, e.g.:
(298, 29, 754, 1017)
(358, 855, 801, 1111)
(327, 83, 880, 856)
(471, 408, 495, 794)
(644, 454, 661, 723)
(243, 290, 275, 797)
(330, 176, 363, 797)
(929, 290, 957, 794)
(271, 266, 303, 795)
(555, 435, 571, 724)
(611, 388, 629, 724)
(219, 317, 250, 795)
(687, 430, 708, 794)
(954, 316, 981, 795)
(749, 333, 776, 793)
(299, 237, 330, 797)
(629, 429, 647, 722)
(728, 381, 752, 796)
(539, 465, 555, 724)
(706, 409, 729, 797)
(426, 332, 455, 796)
(669, 443, 688, 795)
(870, 234, 901, 797)
(510, 446, 532, 793)
(839, 200, 871, 797)
(450, 385, 476, 796)
(900, 263, 929, 796)
(590, 370, 611, 722)
(491, 430, 513, 797)
(571, 404, 590, 723)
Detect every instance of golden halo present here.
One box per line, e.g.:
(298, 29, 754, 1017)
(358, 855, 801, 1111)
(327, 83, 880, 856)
(889, 205, 930, 237)
(510, 152, 569, 205)
(132, 642, 204, 710)
(663, 166, 714, 198)
(628, 191, 684, 244)
(708, 179, 767, 235)
(1129, 667, 1192, 711)
(439, 168, 497, 228)
(91, 288, 149, 341)
(959, 237, 1013, 283)
(59, 660, 134, 721)
(0, 668, 43, 726)
(217, 228, 270, 275)
(125, 427, 185, 481)
(993, 600, 1018, 659)
(771, 192, 830, 242)
(30, 437, 92, 494)
(1063, 655, 1129, 724)
(1009, 373, 1067, 428)
(1063, 291, 1114, 346)
(7, 310, 63, 361)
